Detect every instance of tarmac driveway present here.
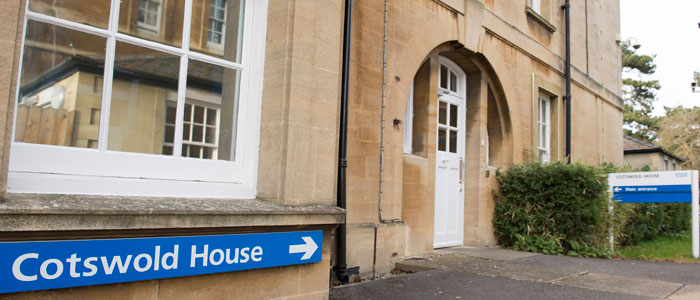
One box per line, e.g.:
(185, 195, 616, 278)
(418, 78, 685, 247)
(330, 247, 700, 300)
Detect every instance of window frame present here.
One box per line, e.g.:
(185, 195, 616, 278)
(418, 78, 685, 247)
(207, 0, 228, 49)
(537, 94, 550, 163)
(8, 0, 269, 198)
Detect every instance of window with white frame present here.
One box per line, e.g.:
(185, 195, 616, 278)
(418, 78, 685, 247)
(403, 84, 414, 154)
(10, 0, 267, 198)
(138, 0, 163, 33)
(208, 0, 227, 46)
(537, 94, 550, 163)
(530, 0, 541, 14)
(164, 102, 221, 159)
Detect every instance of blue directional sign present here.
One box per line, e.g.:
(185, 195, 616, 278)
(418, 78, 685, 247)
(0, 230, 322, 294)
(612, 184, 692, 203)
(608, 170, 700, 259)
(609, 171, 694, 203)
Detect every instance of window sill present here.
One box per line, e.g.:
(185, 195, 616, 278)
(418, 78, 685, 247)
(525, 7, 557, 33)
(0, 194, 344, 234)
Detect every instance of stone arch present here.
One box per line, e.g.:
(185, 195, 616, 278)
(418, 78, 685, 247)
(394, 40, 514, 252)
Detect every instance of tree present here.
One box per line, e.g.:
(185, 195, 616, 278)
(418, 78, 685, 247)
(657, 106, 700, 170)
(622, 42, 661, 142)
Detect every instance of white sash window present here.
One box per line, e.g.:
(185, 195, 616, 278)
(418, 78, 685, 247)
(9, 0, 268, 198)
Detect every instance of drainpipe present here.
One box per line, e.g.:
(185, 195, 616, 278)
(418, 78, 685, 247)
(334, 0, 359, 284)
(562, 0, 572, 163)
(377, 0, 402, 225)
(373, 0, 402, 280)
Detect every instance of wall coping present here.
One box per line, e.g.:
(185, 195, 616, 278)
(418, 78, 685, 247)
(0, 194, 345, 233)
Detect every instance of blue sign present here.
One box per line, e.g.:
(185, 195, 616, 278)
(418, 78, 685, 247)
(612, 184, 693, 203)
(0, 230, 322, 294)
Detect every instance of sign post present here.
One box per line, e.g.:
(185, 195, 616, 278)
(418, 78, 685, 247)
(693, 171, 699, 258)
(608, 170, 699, 258)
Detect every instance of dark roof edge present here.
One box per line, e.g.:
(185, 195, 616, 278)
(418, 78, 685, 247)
(624, 148, 685, 162)
(19, 55, 221, 97)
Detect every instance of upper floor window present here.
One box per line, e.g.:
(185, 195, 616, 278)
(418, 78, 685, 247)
(208, 0, 227, 46)
(530, 0, 541, 15)
(537, 94, 550, 163)
(138, 0, 163, 33)
(11, 0, 268, 198)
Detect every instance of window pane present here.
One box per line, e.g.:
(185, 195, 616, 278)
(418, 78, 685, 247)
(192, 124, 204, 142)
(206, 108, 217, 125)
(439, 101, 447, 125)
(449, 72, 457, 92)
(107, 42, 178, 155)
(193, 105, 205, 123)
(539, 125, 545, 148)
(119, 0, 184, 47)
(205, 126, 217, 143)
(440, 65, 448, 89)
(191, 0, 245, 62)
(184, 103, 192, 121)
(189, 145, 201, 158)
(164, 124, 174, 143)
(449, 130, 457, 153)
(186, 59, 239, 161)
(438, 128, 446, 152)
(15, 20, 107, 148)
(449, 104, 458, 127)
(183, 123, 191, 140)
(29, 0, 111, 29)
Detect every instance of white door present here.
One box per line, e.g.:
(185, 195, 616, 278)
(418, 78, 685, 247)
(434, 59, 466, 248)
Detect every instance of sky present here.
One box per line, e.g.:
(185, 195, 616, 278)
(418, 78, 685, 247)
(620, 0, 700, 116)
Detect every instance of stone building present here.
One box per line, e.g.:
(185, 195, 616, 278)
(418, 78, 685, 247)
(623, 135, 684, 171)
(0, 0, 622, 299)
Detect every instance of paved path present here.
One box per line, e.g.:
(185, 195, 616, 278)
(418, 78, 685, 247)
(330, 247, 700, 300)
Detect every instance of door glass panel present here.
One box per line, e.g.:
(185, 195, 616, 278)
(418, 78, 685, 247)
(15, 20, 107, 148)
(449, 130, 457, 153)
(438, 128, 446, 152)
(440, 65, 448, 89)
(29, 0, 111, 29)
(108, 41, 178, 155)
(449, 104, 458, 127)
(439, 101, 447, 125)
(449, 72, 457, 92)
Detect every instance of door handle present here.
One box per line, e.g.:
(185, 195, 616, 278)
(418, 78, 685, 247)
(459, 158, 464, 182)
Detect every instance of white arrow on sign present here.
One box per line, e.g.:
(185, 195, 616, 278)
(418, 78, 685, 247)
(613, 186, 622, 192)
(289, 236, 318, 260)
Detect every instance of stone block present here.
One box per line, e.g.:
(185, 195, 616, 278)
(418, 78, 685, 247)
(11, 280, 157, 300)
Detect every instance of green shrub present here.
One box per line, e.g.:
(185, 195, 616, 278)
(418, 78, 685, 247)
(621, 202, 690, 245)
(493, 161, 610, 257)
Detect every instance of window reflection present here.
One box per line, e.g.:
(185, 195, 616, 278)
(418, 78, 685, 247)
(15, 20, 107, 148)
(29, 0, 111, 29)
(107, 42, 179, 155)
(17, 2, 241, 161)
(118, 0, 184, 47)
(185, 60, 239, 161)
(190, 0, 244, 62)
